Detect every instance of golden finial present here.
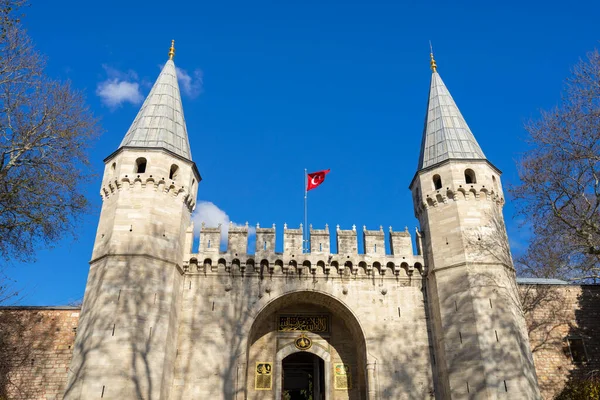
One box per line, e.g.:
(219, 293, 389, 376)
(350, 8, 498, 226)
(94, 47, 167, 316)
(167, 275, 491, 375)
(168, 40, 175, 60)
(429, 40, 437, 72)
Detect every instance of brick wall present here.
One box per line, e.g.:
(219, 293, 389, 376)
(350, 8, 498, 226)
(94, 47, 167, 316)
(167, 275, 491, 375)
(519, 284, 600, 399)
(0, 307, 80, 400)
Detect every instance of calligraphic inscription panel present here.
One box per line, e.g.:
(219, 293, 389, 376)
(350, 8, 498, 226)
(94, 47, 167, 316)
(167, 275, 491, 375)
(334, 363, 352, 390)
(255, 362, 272, 390)
(278, 315, 329, 333)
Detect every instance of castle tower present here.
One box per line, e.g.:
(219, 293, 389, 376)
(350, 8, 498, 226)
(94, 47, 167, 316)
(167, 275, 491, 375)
(410, 54, 540, 398)
(65, 42, 200, 400)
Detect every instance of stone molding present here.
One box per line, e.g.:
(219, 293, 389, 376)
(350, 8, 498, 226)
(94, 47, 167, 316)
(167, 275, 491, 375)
(100, 173, 195, 211)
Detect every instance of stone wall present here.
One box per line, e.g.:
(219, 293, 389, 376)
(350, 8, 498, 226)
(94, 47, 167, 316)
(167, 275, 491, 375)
(0, 307, 79, 400)
(519, 284, 600, 399)
(1, 284, 599, 399)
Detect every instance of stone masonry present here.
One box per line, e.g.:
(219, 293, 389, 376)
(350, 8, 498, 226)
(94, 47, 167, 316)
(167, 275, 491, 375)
(5, 46, 588, 399)
(2, 284, 599, 399)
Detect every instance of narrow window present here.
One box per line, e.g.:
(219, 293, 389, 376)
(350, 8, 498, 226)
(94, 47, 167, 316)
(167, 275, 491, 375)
(319, 243, 322, 251)
(110, 162, 116, 175)
(374, 244, 377, 252)
(135, 157, 147, 173)
(492, 175, 498, 191)
(264, 241, 267, 251)
(207, 239, 211, 249)
(433, 174, 442, 190)
(169, 164, 179, 180)
(567, 338, 588, 363)
(464, 169, 476, 184)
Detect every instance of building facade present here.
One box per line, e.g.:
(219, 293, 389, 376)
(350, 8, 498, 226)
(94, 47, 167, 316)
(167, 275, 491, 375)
(60, 46, 543, 399)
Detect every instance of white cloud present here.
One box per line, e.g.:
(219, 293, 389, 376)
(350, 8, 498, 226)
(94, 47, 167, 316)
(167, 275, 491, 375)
(96, 65, 143, 108)
(192, 201, 255, 244)
(97, 80, 143, 108)
(175, 66, 203, 98)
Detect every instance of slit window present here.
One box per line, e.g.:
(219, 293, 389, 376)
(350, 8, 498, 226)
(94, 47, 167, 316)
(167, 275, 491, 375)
(135, 157, 147, 173)
(465, 169, 476, 184)
(433, 174, 442, 190)
(207, 239, 211, 249)
(169, 164, 179, 180)
(567, 337, 587, 363)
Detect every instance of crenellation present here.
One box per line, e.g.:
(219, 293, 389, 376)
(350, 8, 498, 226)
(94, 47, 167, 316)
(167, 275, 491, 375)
(363, 225, 385, 256)
(283, 223, 303, 255)
(336, 224, 358, 254)
(255, 223, 276, 256)
(227, 222, 249, 255)
(389, 226, 413, 257)
(189, 224, 426, 277)
(199, 223, 221, 254)
(310, 224, 330, 255)
(197, 223, 424, 259)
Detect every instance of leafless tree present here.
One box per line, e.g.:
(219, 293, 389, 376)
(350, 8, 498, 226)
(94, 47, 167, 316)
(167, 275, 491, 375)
(0, 0, 101, 263)
(511, 48, 600, 282)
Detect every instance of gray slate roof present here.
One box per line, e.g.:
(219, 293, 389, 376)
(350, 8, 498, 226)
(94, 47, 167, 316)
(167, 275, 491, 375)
(418, 71, 485, 170)
(516, 277, 569, 285)
(119, 60, 192, 160)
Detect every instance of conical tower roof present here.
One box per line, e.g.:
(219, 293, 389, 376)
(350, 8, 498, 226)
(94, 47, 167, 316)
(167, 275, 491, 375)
(417, 56, 485, 170)
(119, 42, 192, 160)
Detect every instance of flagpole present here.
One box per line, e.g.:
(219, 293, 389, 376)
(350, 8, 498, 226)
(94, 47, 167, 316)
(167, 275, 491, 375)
(304, 168, 308, 253)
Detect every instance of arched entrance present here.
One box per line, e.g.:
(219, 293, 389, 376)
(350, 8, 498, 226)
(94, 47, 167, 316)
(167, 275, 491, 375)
(245, 291, 367, 400)
(282, 352, 324, 400)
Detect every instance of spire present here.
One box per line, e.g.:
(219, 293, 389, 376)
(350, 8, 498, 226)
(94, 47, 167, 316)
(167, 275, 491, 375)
(168, 40, 175, 60)
(119, 41, 192, 160)
(417, 56, 485, 170)
(429, 41, 437, 72)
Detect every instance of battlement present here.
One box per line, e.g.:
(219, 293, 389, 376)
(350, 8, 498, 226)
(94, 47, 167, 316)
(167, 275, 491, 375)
(100, 173, 196, 211)
(185, 223, 426, 278)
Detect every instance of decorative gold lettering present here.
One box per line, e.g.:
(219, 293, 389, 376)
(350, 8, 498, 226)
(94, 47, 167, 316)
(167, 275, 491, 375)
(278, 315, 329, 332)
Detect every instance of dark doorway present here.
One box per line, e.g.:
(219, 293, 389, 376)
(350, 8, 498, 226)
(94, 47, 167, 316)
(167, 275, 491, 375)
(282, 352, 325, 400)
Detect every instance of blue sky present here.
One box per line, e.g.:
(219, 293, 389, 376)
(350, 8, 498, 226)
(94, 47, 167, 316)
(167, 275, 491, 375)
(6, 0, 599, 305)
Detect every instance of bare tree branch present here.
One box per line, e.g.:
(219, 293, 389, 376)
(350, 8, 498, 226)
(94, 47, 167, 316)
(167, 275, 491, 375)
(511, 49, 600, 282)
(0, 0, 101, 263)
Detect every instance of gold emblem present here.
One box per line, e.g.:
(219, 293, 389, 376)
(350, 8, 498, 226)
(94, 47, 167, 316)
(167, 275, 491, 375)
(294, 333, 312, 350)
(334, 363, 352, 390)
(255, 362, 272, 390)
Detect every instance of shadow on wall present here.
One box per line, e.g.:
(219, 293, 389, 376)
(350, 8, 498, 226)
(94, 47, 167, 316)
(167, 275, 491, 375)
(451, 206, 540, 396)
(365, 282, 436, 399)
(63, 223, 181, 400)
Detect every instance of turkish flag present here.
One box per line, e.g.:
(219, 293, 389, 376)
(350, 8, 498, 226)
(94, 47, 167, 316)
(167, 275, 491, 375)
(307, 169, 330, 191)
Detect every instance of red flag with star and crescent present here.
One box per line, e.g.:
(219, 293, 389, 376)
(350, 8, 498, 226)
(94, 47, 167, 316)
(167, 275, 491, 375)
(306, 169, 330, 191)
